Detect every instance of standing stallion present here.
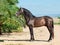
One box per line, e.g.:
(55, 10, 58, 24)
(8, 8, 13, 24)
(16, 7, 54, 41)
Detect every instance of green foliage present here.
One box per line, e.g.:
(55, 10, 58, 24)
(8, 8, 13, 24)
(58, 17, 60, 19)
(54, 17, 60, 25)
(0, 0, 24, 33)
(54, 21, 60, 25)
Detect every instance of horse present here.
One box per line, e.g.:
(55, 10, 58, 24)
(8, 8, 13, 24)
(16, 7, 54, 41)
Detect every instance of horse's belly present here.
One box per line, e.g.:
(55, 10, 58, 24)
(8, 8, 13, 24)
(34, 23, 44, 27)
(34, 19, 45, 27)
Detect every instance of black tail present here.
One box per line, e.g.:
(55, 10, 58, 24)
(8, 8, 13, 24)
(51, 19, 54, 39)
(52, 20, 54, 28)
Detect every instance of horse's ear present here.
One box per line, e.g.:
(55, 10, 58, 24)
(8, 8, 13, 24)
(21, 8, 24, 12)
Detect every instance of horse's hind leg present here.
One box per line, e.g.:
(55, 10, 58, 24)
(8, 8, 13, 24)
(47, 26, 54, 41)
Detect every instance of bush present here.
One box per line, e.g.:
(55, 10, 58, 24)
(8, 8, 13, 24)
(0, 0, 25, 33)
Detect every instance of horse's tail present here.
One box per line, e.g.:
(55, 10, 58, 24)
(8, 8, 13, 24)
(51, 19, 54, 39)
(52, 19, 54, 29)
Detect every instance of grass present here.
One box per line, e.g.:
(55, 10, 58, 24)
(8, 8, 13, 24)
(0, 40, 4, 42)
(54, 23, 60, 25)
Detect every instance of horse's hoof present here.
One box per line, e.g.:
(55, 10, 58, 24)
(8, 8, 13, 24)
(30, 39, 35, 41)
(48, 40, 50, 42)
(48, 39, 52, 42)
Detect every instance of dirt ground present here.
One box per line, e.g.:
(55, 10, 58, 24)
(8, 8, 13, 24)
(0, 25, 60, 45)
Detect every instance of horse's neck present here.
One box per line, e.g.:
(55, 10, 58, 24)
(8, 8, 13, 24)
(23, 14, 34, 23)
(23, 14, 31, 22)
(23, 9, 36, 22)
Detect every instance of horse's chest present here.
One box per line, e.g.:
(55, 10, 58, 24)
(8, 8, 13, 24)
(28, 19, 34, 26)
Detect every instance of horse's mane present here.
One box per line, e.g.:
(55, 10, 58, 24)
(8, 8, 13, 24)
(22, 8, 36, 18)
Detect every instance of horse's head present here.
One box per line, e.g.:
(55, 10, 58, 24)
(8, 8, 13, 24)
(16, 8, 24, 16)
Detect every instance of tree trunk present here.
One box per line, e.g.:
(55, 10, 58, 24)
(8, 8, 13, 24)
(0, 27, 2, 35)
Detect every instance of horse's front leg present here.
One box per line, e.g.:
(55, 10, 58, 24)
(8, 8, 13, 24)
(29, 25, 35, 41)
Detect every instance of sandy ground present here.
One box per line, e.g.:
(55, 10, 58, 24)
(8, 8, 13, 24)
(0, 25, 60, 45)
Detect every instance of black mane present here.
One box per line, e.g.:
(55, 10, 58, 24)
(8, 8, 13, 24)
(22, 8, 36, 18)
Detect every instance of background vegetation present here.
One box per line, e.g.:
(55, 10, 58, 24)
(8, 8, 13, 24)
(0, 0, 25, 34)
(57, 17, 60, 24)
(54, 17, 60, 25)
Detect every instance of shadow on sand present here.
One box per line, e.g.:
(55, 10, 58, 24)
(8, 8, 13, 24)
(5, 39, 49, 42)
